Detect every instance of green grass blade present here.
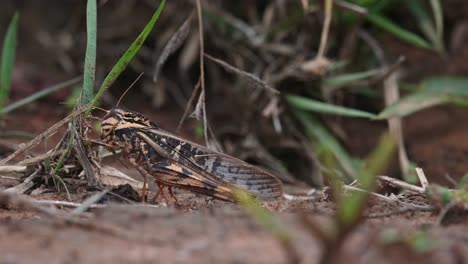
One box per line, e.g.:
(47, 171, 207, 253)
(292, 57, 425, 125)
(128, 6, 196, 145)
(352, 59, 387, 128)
(376, 92, 450, 119)
(293, 110, 356, 180)
(322, 69, 381, 87)
(0, 13, 19, 107)
(367, 12, 431, 49)
(0, 77, 81, 115)
(287, 94, 376, 119)
(407, 0, 445, 55)
(420, 77, 468, 95)
(72, 189, 109, 214)
(232, 188, 300, 263)
(430, 0, 443, 41)
(82, 0, 97, 104)
(233, 189, 290, 241)
(337, 133, 396, 228)
(377, 77, 468, 119)
(86, 0, 166, 114)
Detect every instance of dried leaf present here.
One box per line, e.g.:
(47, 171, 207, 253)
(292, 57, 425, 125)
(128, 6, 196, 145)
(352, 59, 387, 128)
(178, 31, 199, 72)
(189, 89, 204, 120)
(98, 166, 143, 190)
(153, 13, 193, 82)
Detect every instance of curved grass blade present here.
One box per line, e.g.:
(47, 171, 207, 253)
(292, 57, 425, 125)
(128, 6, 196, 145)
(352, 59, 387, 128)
(377, 93, 450, 120)
(407, 0, 445, 55)
(337, 133, 396, 230)
(82, 0, 97, 104)
(87, 0, 166, 115)
(287, 94, 376, 119)
(0, 77, 81, 115)
(0, 13, 19, 107)
(377, 77, 468, 119)
(233, 188, 300, 263)
(293, 110, 356, 180)
(420, 77, 468, 95)
(322, 69, 381, 87)
(367, 12, 431, 49)
(430, 0, 443, 41)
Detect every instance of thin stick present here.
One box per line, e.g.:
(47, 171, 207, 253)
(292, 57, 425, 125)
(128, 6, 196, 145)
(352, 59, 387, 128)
(116, 72, 145, 107)
(33, 199, 160, 209)
(34, 200, 107, 209)
(344, 185, 395, 203)
(195, 0, 209, 146)
(5, 167, 41, 194)
(177, 78, 201, 131)
(0, 102, 92, 165)
(378, 175, 425, 194)
(0, 175, 19, 180)
(333, 0, 368, 16)
(317, 0, 333, 58)
(0, 165, 27, 173)
(283, 193, 319, 201)
(383, 69, 412, 180)
(93, 106, 109, 113)
(415, 167, 429, 190)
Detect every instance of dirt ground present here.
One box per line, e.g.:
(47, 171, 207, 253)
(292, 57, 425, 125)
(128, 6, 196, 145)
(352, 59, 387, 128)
(1, 104, 468, 264)
(1, 1, 468, 263)
(0, 191, 467, 264)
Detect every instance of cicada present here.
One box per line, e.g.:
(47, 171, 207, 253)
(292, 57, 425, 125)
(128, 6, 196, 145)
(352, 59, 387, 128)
(100, 108, 283, 203)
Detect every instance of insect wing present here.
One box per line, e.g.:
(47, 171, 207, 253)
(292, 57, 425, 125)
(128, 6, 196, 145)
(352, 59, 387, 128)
(149, 160, 235, 202)
(138, 129, 283, 200)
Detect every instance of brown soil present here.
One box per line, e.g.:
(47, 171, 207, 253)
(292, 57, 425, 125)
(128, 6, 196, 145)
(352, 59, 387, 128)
(2, 1, 468, 263)
(1, 191, 467, 264)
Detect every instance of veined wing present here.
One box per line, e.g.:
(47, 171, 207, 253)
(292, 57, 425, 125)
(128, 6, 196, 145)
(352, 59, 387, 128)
(148, 160, 235, 202)
(137, 128, 283, 200)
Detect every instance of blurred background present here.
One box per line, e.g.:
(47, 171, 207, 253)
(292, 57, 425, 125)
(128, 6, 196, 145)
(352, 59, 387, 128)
(1, 0, 468, 189)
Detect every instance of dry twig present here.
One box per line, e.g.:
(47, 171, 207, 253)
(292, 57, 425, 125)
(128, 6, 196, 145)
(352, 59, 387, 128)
(0, 103, 91, 165)
(378, 175, 425, 194)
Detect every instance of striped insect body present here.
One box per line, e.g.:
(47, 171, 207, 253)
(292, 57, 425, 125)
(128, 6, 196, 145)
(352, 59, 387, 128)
(100, 108, 283, 202)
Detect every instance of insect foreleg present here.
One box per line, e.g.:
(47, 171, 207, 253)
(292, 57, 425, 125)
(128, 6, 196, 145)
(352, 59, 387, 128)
(125, 152, 150, 203)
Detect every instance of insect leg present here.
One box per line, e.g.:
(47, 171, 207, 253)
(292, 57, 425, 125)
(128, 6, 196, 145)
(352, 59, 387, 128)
(125, 153, 149, 203)
(151, 182, 170, 204)
(151, 185, 162, 203)
(168, 187, 178, 203)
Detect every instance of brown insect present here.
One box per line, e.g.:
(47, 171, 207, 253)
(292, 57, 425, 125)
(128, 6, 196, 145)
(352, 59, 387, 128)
(100, 108, 283, 203)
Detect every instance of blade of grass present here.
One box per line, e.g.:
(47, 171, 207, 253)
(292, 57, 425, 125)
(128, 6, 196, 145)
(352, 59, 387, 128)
(337, 133, 396, 229)
(86, 0, 166, 115)
(420, 77, 468, 95)
(0, 13, 19, 107)
(0, 77, 81, 115)
(51, 121, 76, 201)
(82, 0, 97, 104)
(233, 189, 290, 241)
(407, 0, 445, 55)
(287, 94, 376, 119)
(376, 92, 450, 119)
(377, 77, 468, 119)
(293, 110, 356, 180)
(233, 189, 300, 263)
(429, 0, 443, 42)
(322, 69, 381, 87)
(72, 189, 109, 214)
(367, 12, 431, 49)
